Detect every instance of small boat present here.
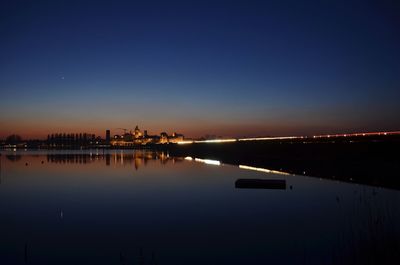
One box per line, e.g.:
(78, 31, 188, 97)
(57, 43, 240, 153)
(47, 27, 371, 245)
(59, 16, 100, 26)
(235, 178, 286, 189)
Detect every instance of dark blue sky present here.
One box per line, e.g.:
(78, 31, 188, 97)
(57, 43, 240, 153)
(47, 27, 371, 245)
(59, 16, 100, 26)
(1, 0, 399, 138)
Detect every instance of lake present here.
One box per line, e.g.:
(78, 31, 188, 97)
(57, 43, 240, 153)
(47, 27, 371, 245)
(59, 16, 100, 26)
(0, 150, 399, 265)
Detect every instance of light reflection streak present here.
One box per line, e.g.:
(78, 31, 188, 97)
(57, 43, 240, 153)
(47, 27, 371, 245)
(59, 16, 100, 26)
(194, 158, 221, 166)
(188, 157, 289, 174)
(239, 165, 290, 176)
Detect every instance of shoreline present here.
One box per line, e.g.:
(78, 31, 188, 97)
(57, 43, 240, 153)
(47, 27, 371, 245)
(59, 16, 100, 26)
(2, 135, 400, 190)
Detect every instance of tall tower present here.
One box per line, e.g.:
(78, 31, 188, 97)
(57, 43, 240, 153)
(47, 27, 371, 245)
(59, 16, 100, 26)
(134, 125, 142, 138)
(105, 130, 111, 144)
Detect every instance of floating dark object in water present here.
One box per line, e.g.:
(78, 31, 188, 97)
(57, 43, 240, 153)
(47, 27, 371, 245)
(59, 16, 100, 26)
(235, 179, 286, 189)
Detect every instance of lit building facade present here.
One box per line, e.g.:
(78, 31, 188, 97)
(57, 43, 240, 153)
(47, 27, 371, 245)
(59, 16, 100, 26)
(110, 125, 184, 147)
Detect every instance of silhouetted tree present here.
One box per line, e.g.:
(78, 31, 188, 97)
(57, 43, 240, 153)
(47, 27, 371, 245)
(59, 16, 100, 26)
(5, 134, 22, 144)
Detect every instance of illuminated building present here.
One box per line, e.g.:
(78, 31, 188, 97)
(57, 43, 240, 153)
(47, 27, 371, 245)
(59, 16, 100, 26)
(169, 132, 184, 143)
(159, 132, 169, 144)
(134, 125, 143, 139)
(110, 125, 185, 146)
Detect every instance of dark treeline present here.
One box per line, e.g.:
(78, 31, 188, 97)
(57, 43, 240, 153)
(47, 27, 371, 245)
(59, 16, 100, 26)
(47, 133, 103, 148)
(1, 133, 105, 149)
(4, 134, 22, 144)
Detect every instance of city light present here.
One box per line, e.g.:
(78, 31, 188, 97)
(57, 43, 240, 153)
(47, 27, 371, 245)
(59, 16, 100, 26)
(238, 136, 299, 141)
(194, 139, 237, 143)
(177, 141, 194, 145)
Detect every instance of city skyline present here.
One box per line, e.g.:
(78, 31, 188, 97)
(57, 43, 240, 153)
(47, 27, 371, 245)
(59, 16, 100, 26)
(1, 1, 400, 139)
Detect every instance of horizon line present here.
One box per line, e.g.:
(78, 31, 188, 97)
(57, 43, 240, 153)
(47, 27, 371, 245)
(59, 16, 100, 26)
(2, 130, 400, 142)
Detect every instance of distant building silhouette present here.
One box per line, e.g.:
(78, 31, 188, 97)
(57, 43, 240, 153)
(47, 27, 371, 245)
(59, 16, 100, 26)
(106, 130, 111, 144)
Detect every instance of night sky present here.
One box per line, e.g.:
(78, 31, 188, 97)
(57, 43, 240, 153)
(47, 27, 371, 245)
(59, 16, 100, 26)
(1, 0, 399, 139)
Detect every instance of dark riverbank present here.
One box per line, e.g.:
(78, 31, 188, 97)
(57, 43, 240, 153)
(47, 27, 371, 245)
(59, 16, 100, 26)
(167, 135, 400, 190)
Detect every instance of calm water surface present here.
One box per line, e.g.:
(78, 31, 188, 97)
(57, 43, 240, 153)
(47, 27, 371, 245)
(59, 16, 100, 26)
(0, 150, 399, 265)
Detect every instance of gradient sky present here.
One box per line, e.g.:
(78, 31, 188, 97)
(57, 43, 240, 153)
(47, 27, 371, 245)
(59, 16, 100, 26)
(1, 0, 399, 139)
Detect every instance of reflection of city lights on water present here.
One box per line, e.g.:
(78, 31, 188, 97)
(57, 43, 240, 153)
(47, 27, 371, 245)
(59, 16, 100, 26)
(239, 165, 290, 175)
(194, 158, 221, 166)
